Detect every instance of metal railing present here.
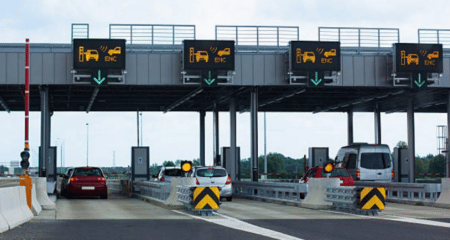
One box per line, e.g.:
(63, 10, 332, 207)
(355, 181, 441, 202)
(325, 186, 381, 216)
(319, 27, 399, 53)
(109, 24, 195, 46)
(134, 180, 171, 201)
(418, 29, 450, 48)
(233, 181, 307, 201)
(177, 185, 193, 205)
(0, 177, 20, 188)
(215, 25, 299, 53)
(71, 23, 89, 40)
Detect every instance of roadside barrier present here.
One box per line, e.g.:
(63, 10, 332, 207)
(33, 177, 56, 210)
(325, 186, 386, 216)
(31, 184, 42, 216)
(0, 202, 8, 233)
(177, 185, 220, 216)
(301, 178, 339, 209)
(435, 178, 450, 207)
(0, 186, 33, 230)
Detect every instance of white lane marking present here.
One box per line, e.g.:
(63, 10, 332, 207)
(321, 209, 450, 229)
(173, 210, 302, 240)
(387, 216, 450, 228)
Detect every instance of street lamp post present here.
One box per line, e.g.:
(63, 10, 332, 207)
(56, 138, 65, 173)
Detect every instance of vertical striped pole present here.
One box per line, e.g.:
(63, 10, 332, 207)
(25, 39, 30, 151)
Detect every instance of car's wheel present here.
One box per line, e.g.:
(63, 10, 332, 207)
(225, 196, 232, 202)
(100, 193, 108, 199)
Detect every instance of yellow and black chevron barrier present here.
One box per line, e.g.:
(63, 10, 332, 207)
(193, 186, 220, 210)
(360, 187, 386, 210)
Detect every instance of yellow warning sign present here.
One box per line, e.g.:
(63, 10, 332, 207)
(193, 186, 220, 210)
(360, 187, 386, 210)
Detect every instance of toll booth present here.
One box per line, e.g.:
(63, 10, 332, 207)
(131, 147, 150, 181)
(308, 147, 329, 168)
(39, 146, 57, 181)
(393, 147, 410, 182)
(221, 147, 240, 181)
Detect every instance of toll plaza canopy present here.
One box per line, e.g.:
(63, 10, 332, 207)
(0, 24, 450, 114)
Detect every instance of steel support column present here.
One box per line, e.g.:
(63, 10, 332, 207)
(407, 96, 415, 183)
(230, 96, 237, 180)
(251, 87, 259, 182)
(39, 86, 51, 177)
(213, 103, 219, 166)
(374, 104, 381, 144)
(199, 111, 206, 166)
(447, 91, 450, 178)
(347, 110, 354, 145)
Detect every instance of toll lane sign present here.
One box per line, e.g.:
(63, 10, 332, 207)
(73, 39, 126, 70)
(290, 41, 341, 71)
(183, 40, 235, 70)
(394, 43, 443, 73)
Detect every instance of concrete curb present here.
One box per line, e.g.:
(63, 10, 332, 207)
(0, 187, 33, 230)
(234, 194, 302, 207)
(33, 177, 56, 210)
(31, 183, 42, 216)
(300, 178, 340, 210)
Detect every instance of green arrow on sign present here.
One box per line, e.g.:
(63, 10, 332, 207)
(93, 70, 106, 85)
(414, 73, 425, 88)
(203, 71, 216, 86)
(310, 72, 322, 86)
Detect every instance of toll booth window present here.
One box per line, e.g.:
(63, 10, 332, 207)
(346, 154, 357, 169)
(196, 169, 227, 178)
(73, 168, 103, 177)
(164, 169, 182, 176)
(360, 153, 391, 169)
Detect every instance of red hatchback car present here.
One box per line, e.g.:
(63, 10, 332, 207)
(60, 167, 108, 199)
(300, 166, 355, 186)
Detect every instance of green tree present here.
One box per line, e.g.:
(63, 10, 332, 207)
(0, 165, 9, 174)
(258, 153, 284, 174)
(163, 161, 175, 167)
(396, 141, 408, 148)
(192, 158, 200, 166)
(429, 154, 446, 173)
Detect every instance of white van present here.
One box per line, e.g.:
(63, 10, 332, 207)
(335, 143, 393, 182)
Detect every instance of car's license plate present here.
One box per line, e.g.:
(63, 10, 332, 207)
(82, 186, 95, 190)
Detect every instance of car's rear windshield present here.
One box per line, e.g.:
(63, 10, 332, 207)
(321, 168, 350, 177)
(72, 168, 103, 177)
(196, 168, 227, 178)
(360, 153, 391, 169)
(164, 169, 182, 176)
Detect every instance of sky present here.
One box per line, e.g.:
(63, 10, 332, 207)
(1, 0, 450, 168)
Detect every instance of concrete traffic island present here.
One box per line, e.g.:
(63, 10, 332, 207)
(300, 178, 340, 210)
(33, 177, 56, 210)
(434, 178, 450, 209)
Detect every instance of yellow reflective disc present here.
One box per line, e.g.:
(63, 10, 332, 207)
(182, 163, 192, 172)
(324, 163, 334, 173)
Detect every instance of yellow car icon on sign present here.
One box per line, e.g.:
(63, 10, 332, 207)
(85, 50, 99, 62)
(108, 47, 121, 56)
(324, 49, 337, 58)
(303, 52, 316, 63)
(196, 51, 209, 62)
(217, 48, 231, 57)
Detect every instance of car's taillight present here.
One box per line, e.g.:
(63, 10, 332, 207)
(98, 177, 106, 181)
(196, 177, 200, 185)
(70, 177, 78, 182)
(391, 171, 395, 180)
(160, 176, 165, 182)
(356, 169, 360, 180)
(226, 176, 231, 185)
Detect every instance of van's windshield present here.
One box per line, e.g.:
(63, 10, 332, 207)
(360, 153, 391, 169)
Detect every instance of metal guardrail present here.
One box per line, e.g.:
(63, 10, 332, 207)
(215, 25, 299, 53)
(355, 181, 441, 202)
(419, 29, 450, 48)
(0, 177, 20, 188)
(325, 186, 381, 216)
(134, 180, 171, 201)
(177, 185, 193, 205)
(319, 27, 399, 53)
(109, 24, 195, 46)
(233, 181, 307, 201)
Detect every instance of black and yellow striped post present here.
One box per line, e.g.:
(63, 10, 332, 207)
(360, 187, 386, 210)
(193, 187, 220, 210)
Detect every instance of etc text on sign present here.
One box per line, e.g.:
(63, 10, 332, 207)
(73, 39, 126, 70)
(394, 43, 443, 73)
(183, 40, 235, 71)
(290, 41, 341, 71)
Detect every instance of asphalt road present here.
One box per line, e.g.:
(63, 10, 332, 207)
(1, 193, 450, 240)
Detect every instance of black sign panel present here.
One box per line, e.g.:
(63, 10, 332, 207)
(73, 39, 126, 70)
(183, 40, 235, 70)
(290, 41, 341, 71)
(394, 43, 443, 73)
